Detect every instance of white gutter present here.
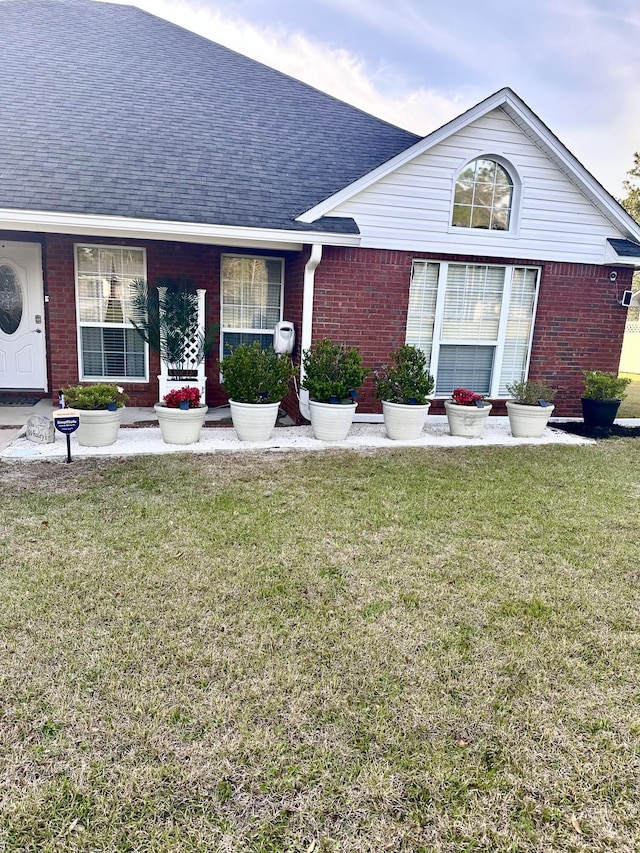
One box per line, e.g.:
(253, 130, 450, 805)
(0, 207, 361, 250)
(298, 243, 323, 420)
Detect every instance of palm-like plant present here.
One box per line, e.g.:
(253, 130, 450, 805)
(129, 277, 216, 378)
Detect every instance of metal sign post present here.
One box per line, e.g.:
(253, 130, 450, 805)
(53, 408, 80, 463)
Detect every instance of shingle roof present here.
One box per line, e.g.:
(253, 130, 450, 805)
(607, 238, 640, 258)
(0, 0, 419, 234)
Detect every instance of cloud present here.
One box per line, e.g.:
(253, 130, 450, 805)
(96, 0, 640, 195)
(100, 0, 470, 137)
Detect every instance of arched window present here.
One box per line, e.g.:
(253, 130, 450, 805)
(452, 158, 513, 231)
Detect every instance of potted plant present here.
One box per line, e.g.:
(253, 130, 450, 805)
(154, 385, 208, 444)
(129, 277, 217, 403)
(62, 383, 128, 447)
(374, 344, 434, 440)
(302, 339, 369, 441)
(506, 379, 557, 438)
(581, 370, 631, 428)
(444, 387, 492, 438)
(219, 342, 295, 441)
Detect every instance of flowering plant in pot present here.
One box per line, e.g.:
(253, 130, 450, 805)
(219, 342, 295, 441)
(581, 370, 631, 428)
(374, 344, 434, 440)
(444, 387, 492, 438)
(61, 383, 128, 447)
(162, 386, 202, 409)
(505, 379, 557, 438)
(154, 385, 207, 445)
(302, 339, 369, 440)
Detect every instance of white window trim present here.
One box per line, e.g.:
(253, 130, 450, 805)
(412, 260, 540, 398)
(219, 253, 285, 362)
(447, 153, 522, 238)
(74, 243, 149, 383)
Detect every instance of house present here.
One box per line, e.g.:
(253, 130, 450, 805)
(1, 0, 640, 419)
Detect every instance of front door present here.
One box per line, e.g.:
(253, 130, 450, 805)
(0, 241, 47, 391)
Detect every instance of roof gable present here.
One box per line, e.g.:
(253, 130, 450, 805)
(297, 87, 640, 245)
(0, 0, 418, 233)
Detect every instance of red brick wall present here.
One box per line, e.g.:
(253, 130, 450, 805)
(2, 230, 631, 419)
(43, 234, 227, 406)
(310, 248, 633, 417)
(39, 236, 311, 408)
(531, 262, 632, 415)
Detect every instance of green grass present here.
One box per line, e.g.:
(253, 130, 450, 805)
(618, 374, 640, 417)
(1, 444, 640, 851)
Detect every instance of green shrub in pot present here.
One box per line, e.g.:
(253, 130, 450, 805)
(220, 341, 295, 441)
(62, 383, 128, 410)
(506, 379, 556, 406)
(302, 338, 368, 403)
(582, 370, 631, 401)
(581, 370, 631, 429)
(374, 344, 434, 404)
(220, 341, 295, 404)
(505, 379, 556, 438)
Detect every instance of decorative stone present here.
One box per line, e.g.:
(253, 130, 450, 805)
(25, 414, 55, 444)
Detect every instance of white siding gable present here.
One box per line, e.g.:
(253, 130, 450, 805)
(327, 107, 624, 264)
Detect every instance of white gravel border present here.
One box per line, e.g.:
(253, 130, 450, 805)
(1, 415, 593, 461)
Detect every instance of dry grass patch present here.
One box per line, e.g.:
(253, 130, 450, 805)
(1, 445, 640, 851)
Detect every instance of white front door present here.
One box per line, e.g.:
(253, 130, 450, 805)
(0, 241, 47, 391)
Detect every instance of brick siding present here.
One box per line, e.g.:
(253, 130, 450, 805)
(1, 232, 630, 418)
(310, 248, 633, 418)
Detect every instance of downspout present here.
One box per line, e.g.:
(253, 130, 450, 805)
(298, 243, 323, 420)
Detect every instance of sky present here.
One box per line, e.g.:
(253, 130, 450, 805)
(103, 0, 640, 198)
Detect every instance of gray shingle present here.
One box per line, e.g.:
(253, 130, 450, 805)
(0, 0, 419, 233)
(607, 238, 640, 257)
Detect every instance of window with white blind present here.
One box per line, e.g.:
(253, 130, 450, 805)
(406, 261, 539, 396)
(220, 255, 283, 356)
(75, 245, 147, 381)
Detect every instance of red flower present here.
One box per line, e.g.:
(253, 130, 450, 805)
(163, 386, 201, 408)
(451, 388, 484, 406)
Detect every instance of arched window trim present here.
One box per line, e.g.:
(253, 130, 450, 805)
(448, 154, 521, 236)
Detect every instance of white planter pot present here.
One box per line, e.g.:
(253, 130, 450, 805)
(76, 407, 124, 447)
(230, 400, 280, 441)
(506, 401, 555, 438)
(308, 401, 357, 441)
(382, 400, 430, 440)
(444, 399, 492, 438)
(154, 403, 207, 445)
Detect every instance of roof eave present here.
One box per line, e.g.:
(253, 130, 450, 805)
(0, 208, 362, 250)
(604, 240, 640, 267)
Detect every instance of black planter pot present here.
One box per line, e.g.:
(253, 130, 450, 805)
(581, 397, 621, 428)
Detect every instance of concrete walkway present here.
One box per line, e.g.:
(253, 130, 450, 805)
(0, 399, 599, 462)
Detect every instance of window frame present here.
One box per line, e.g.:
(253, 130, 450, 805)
(74, 243, 149, 383)
(448, 155, 521, 236)
(407, 260, 540, 398)
(219, 253, 285, 361)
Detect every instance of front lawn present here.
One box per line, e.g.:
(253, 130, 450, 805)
(1, 445, 639, 852)
(618, 373, 640, 417)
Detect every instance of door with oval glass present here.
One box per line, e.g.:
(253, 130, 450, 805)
(0, 241, 47, 391)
